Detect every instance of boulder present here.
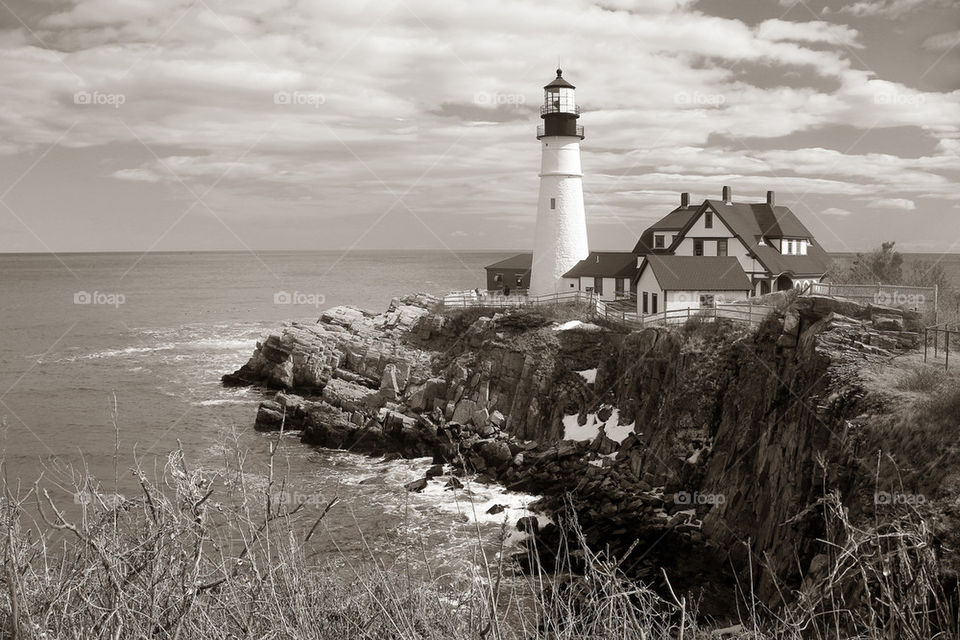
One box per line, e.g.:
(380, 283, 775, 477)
(479, 440, 512, 468)
(254, 401, 285, 431)
(322, 378, 383, 414)
(404, 477, 428, 493)
(426, 464, 445, 478)
(516, 516, 540, 534)
(872, 314, 904, 331)
(452, 399, 478, 424)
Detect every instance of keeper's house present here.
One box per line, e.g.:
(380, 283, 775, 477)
(632, 187, 831, 316)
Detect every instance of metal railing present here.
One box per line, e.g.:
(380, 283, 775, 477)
(442, 290, 774, 331)
(924, 323, 960, 370)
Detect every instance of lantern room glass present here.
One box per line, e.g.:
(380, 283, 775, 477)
(544, 87, 576, 114)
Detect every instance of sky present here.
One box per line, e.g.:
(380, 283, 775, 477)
(0, 0, 958, 255)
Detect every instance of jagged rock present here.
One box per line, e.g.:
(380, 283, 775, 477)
(473, 407, 490, 427)
(426, 464, 444, 478)
(490, 410, 505, 427)
(452, 398, 478, 424)
(486, 504, 506, 515)
(516, 516, 539, 533)
(379, 363, 400, 400)
(254, 401, 285, 431)
(444, 477, 463, 490)
(404, 477, 428, 493)
(871, 314, 903, 331)
(479, 440, 512, 467)
(322, 378, 383, 414)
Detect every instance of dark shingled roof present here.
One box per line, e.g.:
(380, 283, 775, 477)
(562, 252, 637, 278)
(544, 69, 575, 89)
(639, 255, 752, 291)
(632, 206, 699, 255)
(484, 253, 532, 270)
(689, 200, 831, 277)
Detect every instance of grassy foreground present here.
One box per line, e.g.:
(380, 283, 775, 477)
(0, 429, 956, 639)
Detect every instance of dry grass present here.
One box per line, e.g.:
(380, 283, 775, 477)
(2, 429, 958, 639)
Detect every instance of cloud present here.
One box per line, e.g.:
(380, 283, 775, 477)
(0, 0, 956, 251)
(922, 29, 960, 51)
(865, 198, 917, 210)
(755, 19, 862, 48)
(836, 0, 949, 18)
(821, 207, 853, 216)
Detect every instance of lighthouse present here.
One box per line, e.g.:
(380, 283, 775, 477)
(529, 69, 589, 297)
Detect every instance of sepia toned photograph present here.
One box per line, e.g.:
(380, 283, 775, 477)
(1, 0, 958, 638)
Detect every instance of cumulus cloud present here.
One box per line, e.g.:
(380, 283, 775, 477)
(922, 29, 960, 51)
(836, 0, 950, 18)
(755, 19, 862, 48)
(822, 207, 853, 216)
(865, 198, 917, 210)
(0, 0, 956, 251)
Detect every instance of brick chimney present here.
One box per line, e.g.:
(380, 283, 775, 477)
(766, 190, 776, 206)
(722, 185, 732, 204)
(680, 192, 689, 207)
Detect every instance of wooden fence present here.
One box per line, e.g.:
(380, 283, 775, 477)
(807, 282, 938, 321)
(442, 290, 774, 331)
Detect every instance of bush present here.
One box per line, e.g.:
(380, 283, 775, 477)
(896, 365, 946, 393)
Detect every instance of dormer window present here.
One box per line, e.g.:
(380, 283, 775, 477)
(654, 234, 665, 248)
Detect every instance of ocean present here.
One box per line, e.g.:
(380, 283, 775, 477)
(2, 249, 959, 566)
(0, 249, 535, 567)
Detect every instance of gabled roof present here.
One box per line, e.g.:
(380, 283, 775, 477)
(631, 206, 699, 255)
(638, 255, 752, 291)
(672, 200, 831, 277)
(562, 252, 637, 278)
(484, 253, 532, 271)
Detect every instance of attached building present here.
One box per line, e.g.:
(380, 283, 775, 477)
(561, 251, 637, 301)
(635, 255, 752, 315)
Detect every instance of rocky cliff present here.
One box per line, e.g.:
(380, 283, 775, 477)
(224, 292, 940, 615)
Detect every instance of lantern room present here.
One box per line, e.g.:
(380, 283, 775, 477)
(537, 69, 584, 139)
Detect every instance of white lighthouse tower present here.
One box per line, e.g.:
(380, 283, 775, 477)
(529, 69, 589, 297)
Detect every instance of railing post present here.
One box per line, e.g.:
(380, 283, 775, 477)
(924, 328, 928, 362)
(935, 328, 939, 358)
(946, 330, 950, 371)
